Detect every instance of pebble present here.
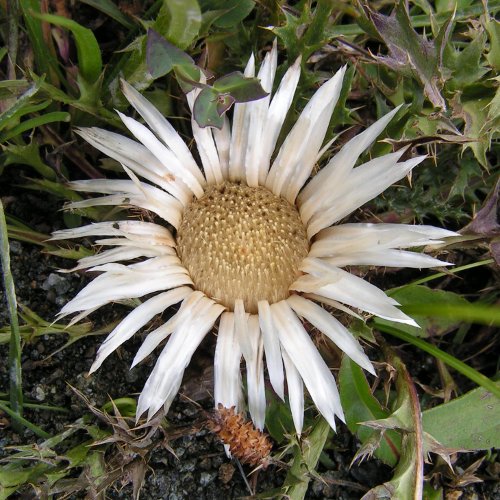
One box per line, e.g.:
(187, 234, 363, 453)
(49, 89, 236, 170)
(34, 385, 46, 401)
(9, 241, 23, 255)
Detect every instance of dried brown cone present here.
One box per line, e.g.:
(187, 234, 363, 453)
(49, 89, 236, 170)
(208, 404, 273, 468)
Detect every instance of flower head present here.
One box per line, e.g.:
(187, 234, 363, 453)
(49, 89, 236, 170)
(52, 44, 455, 434)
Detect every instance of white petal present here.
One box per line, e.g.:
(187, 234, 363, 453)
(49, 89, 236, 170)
(300, 150, 405, 224)
(50, 221, 175, 247)
(234, 300, 266, 430)
(287, 295, 375, 375)
(62, 306, 99, 326)
(311, 223, 458, 257)
(132, 291, 205, 367)
(190, 118, 224, 185)
(323, 249, 451, 268)
(228, 54, 255, 182)
(293, 258, 418, 326)
(212, 115, 231, 180)
(303, 293, 363, 320)
(93, 238, 175, 251)
(256, 56, 302, 186)
(266, 67, 346, 203)
(214, 312, 242, 411)
(136, 296, 224, 419)
(67, 246, 166, 272)
(245, 41, 277, 187)
(67, 180, 183, 228)
(120, 80, 205, 187)
(306, 156, 426, 238)
(76, 127, 192, 205)
(59, 259, 192, 315)
(117, 111, 205, 198)
(258, 300, 284, 399)
(271, 300, 344, 430)
(281, 349, 304, 436)
(298, 105, 403, 211)
(89, 286, 192, 373)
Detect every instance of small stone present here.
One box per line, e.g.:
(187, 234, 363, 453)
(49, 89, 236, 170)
(199, 471, 215, 486)
(34, 386, 46, 401)
(42, 273, 71, 297)
(9, 241, 23, 255)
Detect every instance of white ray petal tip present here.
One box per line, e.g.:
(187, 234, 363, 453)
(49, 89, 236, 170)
(402, 317, 420, 328)
(365, 361, 377, 377)
(88, 360, 100, 374)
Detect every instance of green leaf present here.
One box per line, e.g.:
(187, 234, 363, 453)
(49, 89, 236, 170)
(486, 19, 500, 70)
(339, 357, 401, 467)
(0, 80, 40, 132)
(2, 140, 56, 180)
(445, 30, 488, 90)
(460, 97, 492, 167)
(198, 0, 255, 28)
(265, 398, 295, 443)
(282, 418, 331, 500)
(32, 12, 103, 83)
(102, 397, 137, 418)
(19, 0, 62, 85)
(361, 350, 424, 500)
(155, 0, 202, 50)
(378, 285, 472, 338)
(193, 87, 224, 128)
(423, 384, 500, 450)
(0, 111, 70, 142)
(213, 72, 269, 102)
(173, 64, 203, 93)
(358, 1, 448, 109)
(272, 0, 333, 63)
(146, 29, 200, 81)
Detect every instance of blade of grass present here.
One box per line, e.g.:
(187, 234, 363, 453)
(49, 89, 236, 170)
(6, 0, 19, 79)
(19, 0, 62, 85)
(406, 259, 495, 287)
(401, 302, 500, 327)
(0, 200, 23, 429)
(79, 0, 136, 29)
(0, 401, 50, 439)
(375, 323, 500, 399)
(32, 12, 103, 84)
(0, 80, 40, 131)
(1, 111, 70, 142)
(0, 396, 69, 413)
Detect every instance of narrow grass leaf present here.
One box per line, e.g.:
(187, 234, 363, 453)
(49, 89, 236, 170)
(32, 12, 103, 83)
(0, 401, 50, 439)
(375, 323, 500, 399)
(0, 200, 23, 427)
(79, 0, 136, 29)
(1, 111, 70, 142)
(19, 0, 62, 84)
(0, 81, 40, 131)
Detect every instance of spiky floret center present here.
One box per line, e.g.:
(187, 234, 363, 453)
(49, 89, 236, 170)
(177, 182, 309, 313)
